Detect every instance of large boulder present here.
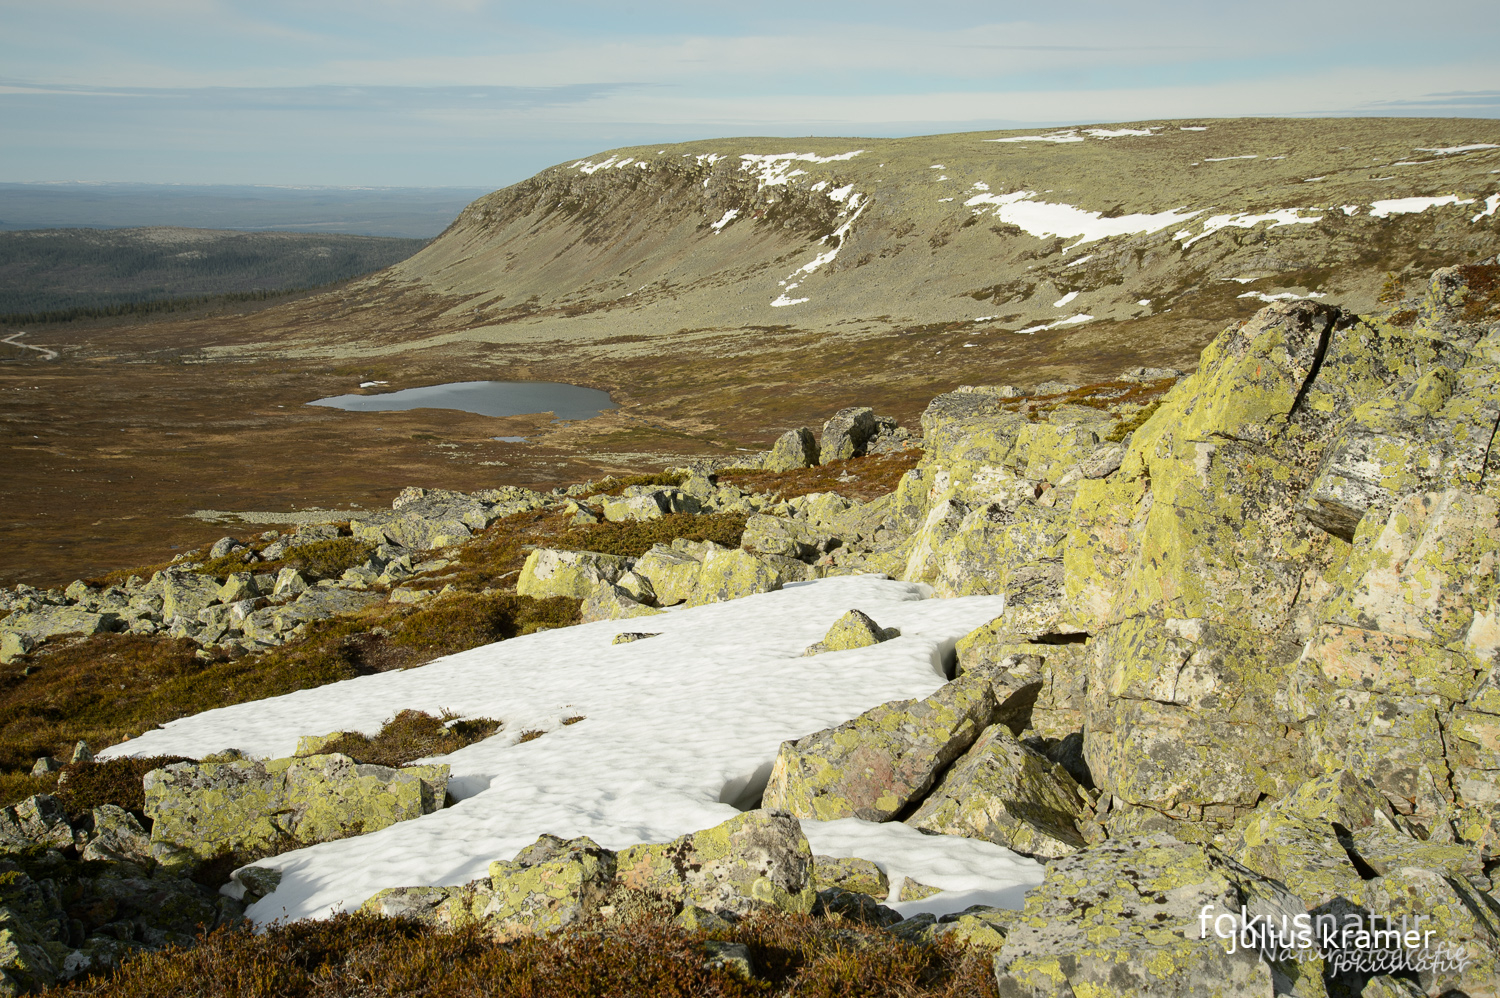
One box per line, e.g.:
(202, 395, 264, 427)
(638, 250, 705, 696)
(763, 427, 820, 471)
(763, 674, 998, 821)
(802, 609, 897, 656)
(579, 582, 663, 623)
(516, 548, 631, 600)
(906, 724, 1090, 859)
(476, 835, 618, 939)
(993, 834, 1321, 997)
(614, 809, 817, 918)
(819, 407, 878, 463)
(686, 545, 812, 606)
(144, 753, 449, 871)
(0, 607, 120, 661)
(631, 545, 704, 605)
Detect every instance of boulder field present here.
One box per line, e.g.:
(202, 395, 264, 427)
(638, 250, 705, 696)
(2, 261, 1500, 996)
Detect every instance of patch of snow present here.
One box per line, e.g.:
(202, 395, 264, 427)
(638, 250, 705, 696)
(1473, 194, 1500, 222)
(802, 819, 1038, 918)
(1238, 291, 1326, 303)
(930, 164, 946, 169)
(359, 381, 388, 388)
(974, 315, 996, 322)
(104, 578, 1024, 925)
(1065, 254, 1094, 268)
(695, 154, 724, 167)
(1304, 177, 1326, 182)
(1137, 299, 1151, 306)
(810, 181, 828, 192)
(962, 343, 977, 348)
(738, 151, 863, 189)
(1053, 291, 1079, 308)
(1014, 314, 1094, 335)
(938, 197, 954, 202)
(937, 175, 949, 181)
(1368, 195, 1475, 218)
(1393, 161, 1437, 167)
(970, 181, 990, 192)
(1083, 127, 1156, 138)
(1203, 155, 1257, 162)
(1416, 144, 1499, 156)
(1179, 208, 1322, 248)
(1180, 126, 1209, 131)
(771, 293, 810, 307)
(1342, 205, 1360, 216)
(1228, 277, 1258, 284)
(987, 131, 1084, 144)
(827, 184, 855, 202)
(965, 190, 1201, 249)
(710, 209, 739, 234)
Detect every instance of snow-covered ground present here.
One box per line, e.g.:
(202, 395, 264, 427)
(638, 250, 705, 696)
(104, 576, 1042, 926)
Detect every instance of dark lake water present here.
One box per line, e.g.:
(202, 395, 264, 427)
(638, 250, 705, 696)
(307, 381, 617, 421)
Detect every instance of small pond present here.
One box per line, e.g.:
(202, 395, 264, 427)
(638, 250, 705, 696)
(307, 381, 617, 421)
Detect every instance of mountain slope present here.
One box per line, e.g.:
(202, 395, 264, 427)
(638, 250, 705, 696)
(388, 117, 1500, 348)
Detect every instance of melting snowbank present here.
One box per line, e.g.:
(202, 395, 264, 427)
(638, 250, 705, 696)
(105, 577, 1039, 925)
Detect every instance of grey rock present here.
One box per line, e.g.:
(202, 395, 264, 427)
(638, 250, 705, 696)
(81, 806, 154, 868)
(763, 427, 820, 471)
(819, 407, 878, 463)
(70, 741, 93, 764)
(208, 537, 241, 560)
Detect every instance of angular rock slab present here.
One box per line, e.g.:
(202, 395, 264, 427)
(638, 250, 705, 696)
(479, 835, 618, 939)
(516, 548, 630, 600)
(906, 723, 1089, 859)
(144, 753, 448, 870)
(993, 833, 1322, 998)
(763, 674, 997, 821)
(614, 809, 817, 918)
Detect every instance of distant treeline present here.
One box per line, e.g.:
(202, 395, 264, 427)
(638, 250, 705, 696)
(0, 286, 327, 326)
(0, 227, 428, 316)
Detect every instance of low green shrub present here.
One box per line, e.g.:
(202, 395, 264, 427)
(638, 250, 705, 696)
(555, 512, 748, 559)
(316, 710, 500, 768)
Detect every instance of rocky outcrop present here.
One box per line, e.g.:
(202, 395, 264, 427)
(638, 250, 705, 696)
(993, 834, 1318, 997)
(351, 486, 549, 550)
(763, 674, 998, 821)
(362, 809, 817, 939)
(0, 794, 243, 993)
(905, 723, 1090, 859)
(144, 753, 449, 873)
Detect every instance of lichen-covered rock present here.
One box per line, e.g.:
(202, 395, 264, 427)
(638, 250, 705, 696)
(352, 487, 546, 551)
(1357, 865, 1500, 996)
(819, 407, 878, 463)
(763, 674, 998, 821)
(516, 548, 631, 600)
(993, 834, 1323, 998)
(579, 582, 663, 623)
(631, 545, 703, 606)
(802, 609, 897, 656)
(155, 571, 222, 624)
(934, 905, 1015, 950)
(906, 723, 1089, 859)
(144, 753, 448, 871)
(0, 606, 119, 649)
(811, 855, 888, 898)
(480, 835, 618, 938)
(614, 809, 817, 918)
(763, 427, 819, 471)
(0, 797, 74, 853)
(687, 545, 808, 606)
(79, 806, 153, 869)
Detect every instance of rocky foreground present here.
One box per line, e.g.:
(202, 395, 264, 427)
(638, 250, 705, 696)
(2, 262, 1500, 996)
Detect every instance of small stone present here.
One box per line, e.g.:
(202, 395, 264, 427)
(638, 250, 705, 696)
(612, 632, 661, 645)
(70, 741, 94, 764)
(803, 609, 897, 656)
(701, 941, 755, 979)
(272, 568, 309, 597)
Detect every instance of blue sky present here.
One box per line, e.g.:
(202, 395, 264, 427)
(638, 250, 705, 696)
(3, 0, 1498, 188)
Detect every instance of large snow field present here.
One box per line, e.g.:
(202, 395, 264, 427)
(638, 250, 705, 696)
(103, 577, 1043, 926)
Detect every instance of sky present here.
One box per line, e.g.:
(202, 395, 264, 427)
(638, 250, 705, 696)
(3, 0, 1499, 190)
